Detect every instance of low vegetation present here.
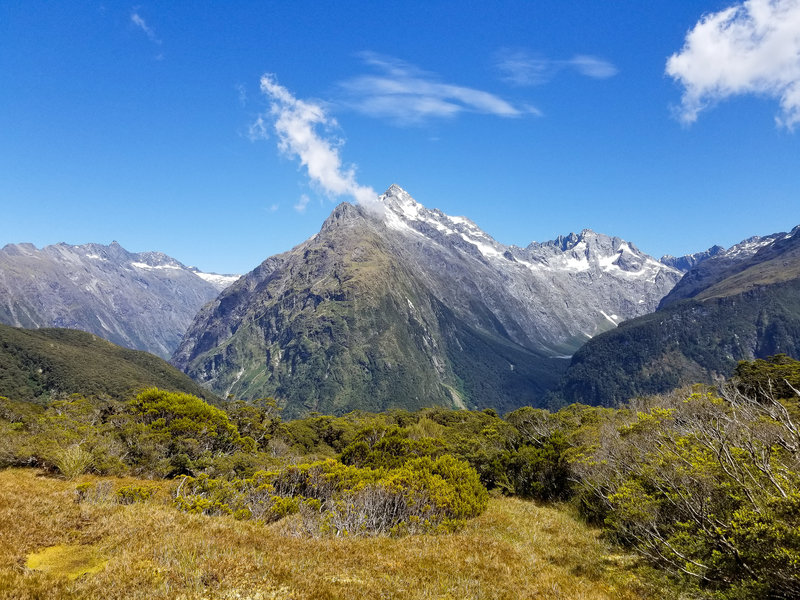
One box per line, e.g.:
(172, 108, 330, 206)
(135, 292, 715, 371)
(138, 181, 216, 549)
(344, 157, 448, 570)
(0, 469, 657, 599)
(0, 323, 218, 404)
(1, 355, 798, 598)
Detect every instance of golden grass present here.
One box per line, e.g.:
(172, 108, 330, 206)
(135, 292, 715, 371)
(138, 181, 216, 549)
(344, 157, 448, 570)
(25, 545, 107, 580)
(0, 469, 667, 599)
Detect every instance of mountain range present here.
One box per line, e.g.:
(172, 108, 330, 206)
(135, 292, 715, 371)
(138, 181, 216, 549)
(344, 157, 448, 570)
(560, 225, 800, 405)
(172, 185, 685, 417)
(3, 186, 796, 417)
(0, 241, 238, 359)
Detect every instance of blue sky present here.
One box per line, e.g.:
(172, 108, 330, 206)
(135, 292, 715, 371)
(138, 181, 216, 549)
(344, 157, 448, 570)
(2, 1, 799, 274)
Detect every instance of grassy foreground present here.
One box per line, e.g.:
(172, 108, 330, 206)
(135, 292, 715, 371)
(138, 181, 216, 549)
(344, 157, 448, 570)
(0, 469, 667, 600)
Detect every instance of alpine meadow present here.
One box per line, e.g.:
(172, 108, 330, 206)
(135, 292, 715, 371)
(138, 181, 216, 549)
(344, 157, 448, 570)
(2, 2, 800, 599)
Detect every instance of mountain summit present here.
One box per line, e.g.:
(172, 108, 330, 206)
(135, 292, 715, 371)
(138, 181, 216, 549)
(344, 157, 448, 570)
(173, 186, 683, 416)
(374, 185, 682, 355)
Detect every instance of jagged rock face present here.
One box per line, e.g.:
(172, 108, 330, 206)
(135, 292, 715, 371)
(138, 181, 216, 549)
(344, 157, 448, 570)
(660, 245, 725, 272)
(379, 185, 683, 356)
(0, 242, 239, 358)
(173, 186, 683, 417)
(560, 225, 800, 406)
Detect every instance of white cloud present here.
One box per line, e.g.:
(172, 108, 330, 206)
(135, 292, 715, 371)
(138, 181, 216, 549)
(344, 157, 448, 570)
(131, 11, 161, 45)
(667, 0, 800, 128)
(247, 115, 268, 141)
(495, 50, 618, 86)
(294, 194, 310, 213)
(569, 55, 619, 79)
(339, 52, 538, 124)
(258, 74, 379, 210)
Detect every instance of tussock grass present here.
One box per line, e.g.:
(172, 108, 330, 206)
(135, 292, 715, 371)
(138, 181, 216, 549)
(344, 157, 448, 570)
(0, 469, 666, 599)
(52, 444, 94, 480)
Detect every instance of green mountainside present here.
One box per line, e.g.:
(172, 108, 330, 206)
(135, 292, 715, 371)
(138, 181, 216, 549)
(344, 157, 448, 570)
(559, 227, 800, 406)
(0, 323, 219, 403)
(173, 203, 565, 418)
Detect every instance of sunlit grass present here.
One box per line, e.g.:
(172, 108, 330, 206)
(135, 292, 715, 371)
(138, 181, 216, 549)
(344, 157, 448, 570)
(0, 469, 668, 599)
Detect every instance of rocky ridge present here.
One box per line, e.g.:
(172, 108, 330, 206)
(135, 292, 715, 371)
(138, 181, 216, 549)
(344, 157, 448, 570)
(560, 224, 800, 406)
(0, 242, 239, 358)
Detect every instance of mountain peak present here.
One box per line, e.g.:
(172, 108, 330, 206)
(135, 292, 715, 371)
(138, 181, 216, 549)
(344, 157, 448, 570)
(380, 184, 422, 217)
(385, 183, 408, 196)
(319, 201, 365, 233)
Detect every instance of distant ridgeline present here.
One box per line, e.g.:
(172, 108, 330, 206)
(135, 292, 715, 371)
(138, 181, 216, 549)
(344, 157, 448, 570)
(0, 241, 238, 359)
(0, 323, 219, 403)
(2, 200, 797, 417)
(559, 225, 800, 406)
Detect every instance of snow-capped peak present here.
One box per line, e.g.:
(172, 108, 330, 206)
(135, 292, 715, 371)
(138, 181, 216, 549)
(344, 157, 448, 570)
(377, 185, 681, 284)
(723, 235, 775, 259)
(379, 185, 506, 260)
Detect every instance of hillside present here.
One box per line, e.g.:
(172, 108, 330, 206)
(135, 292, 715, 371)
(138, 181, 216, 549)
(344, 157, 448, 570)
(0, 324, 219, 403)
(0, 241, 238, 358)
(559, 226, 800, 406)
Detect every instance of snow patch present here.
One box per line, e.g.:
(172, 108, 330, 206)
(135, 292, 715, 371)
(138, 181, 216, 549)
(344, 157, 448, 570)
(561, 255, 591, 271)
(600, 310, 620, 325)
(726, 237, 774, 258)
(194, 271, 240, 290)
(130, 262, 182, 271)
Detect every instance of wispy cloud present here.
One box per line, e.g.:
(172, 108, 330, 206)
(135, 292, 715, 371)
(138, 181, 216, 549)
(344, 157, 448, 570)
(667, 0, 800, 128)
(294, 194, 310, 213)
(570, 55, 619, 79)
(495, 49, 618, 86)
(338, 52, 538, 125)
(247, 115, 268, 141)
(257, 74, 379, 210)
(236, 83, 248, 107)
(131, 11, 161, 45)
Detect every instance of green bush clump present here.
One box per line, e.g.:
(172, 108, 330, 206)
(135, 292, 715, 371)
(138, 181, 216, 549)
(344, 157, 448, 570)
(53, 444, 93, 480)
(340, 426, 446, 469)
(115, 485, 152, 504)
(571, 371, 800, 598)
(174, 454, 487, 536)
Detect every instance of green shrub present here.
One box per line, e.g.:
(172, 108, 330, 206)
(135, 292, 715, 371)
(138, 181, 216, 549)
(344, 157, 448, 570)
(174, 454, 488, 536)
(116, 485, 152, 504)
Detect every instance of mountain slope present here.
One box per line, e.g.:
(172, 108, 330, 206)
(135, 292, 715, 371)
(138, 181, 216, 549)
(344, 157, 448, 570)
(0, 323, 219, 403)
(174, 186, 683, 417)
(0, 242, 238, 358)
(173, 203, 564, 417)
(379, 186, 683, 356)
(559, 226, 800, 406)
